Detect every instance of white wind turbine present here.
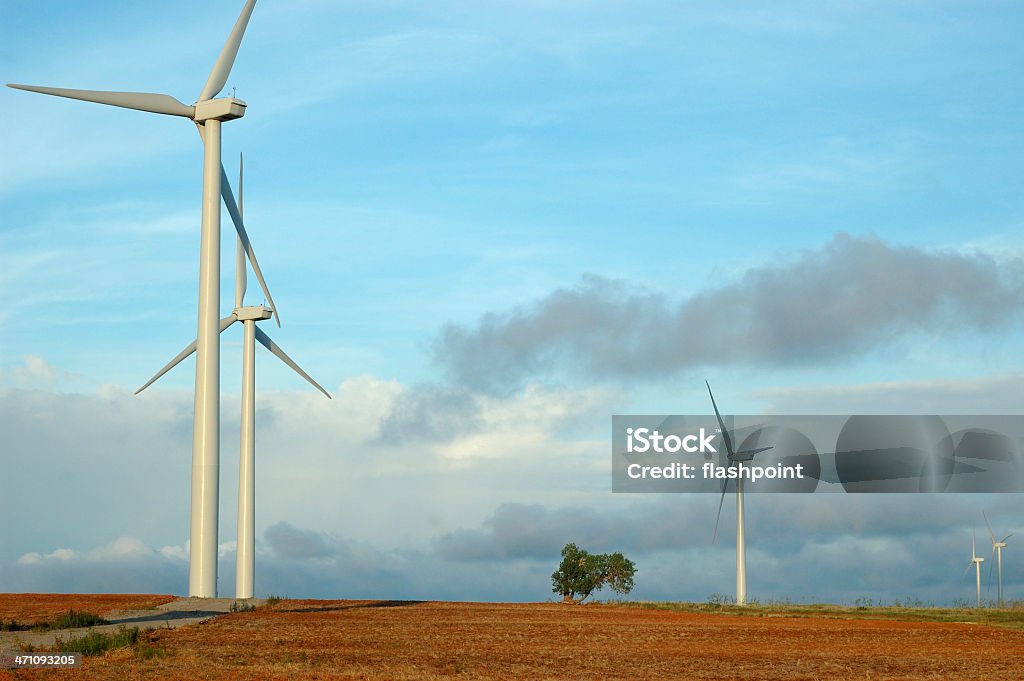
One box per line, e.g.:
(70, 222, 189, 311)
(984, 512, 1013, 608)
(8, 0, 274, 597)
(136, 156, 331, 599)
(964, 531, 986, 608)
(707, 382, 771, 606)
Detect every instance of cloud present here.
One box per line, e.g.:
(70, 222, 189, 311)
(754, 373, 1024, 414)
(3, 494, 1021, 606)
(432, 494, 1024, 604)
(0, 363, 615, 566)
(265, 522, 335, 560)
(3, 537, 185, 595)
(434, 234, 1024, 391)
(375, 385, 483, 445)
(0, 356, 77, 390)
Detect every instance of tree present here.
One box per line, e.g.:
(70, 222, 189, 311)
(551, 543, 636, 604)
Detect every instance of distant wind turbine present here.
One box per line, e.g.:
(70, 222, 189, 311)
(984, 512, 1012, 608)
(8, 0, 271, 598)
(706, 382, 772, 606)
(964, 531, 986, 608)
(137, 156, 331, 599)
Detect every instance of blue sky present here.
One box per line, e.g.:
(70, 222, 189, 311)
(1, 1, 1022, 604)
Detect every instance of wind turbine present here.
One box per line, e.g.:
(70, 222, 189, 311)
(137, 156, 331, 599)
(984, 512, 1012, 608)
(8, 0, 274, 597)
(963, 531, 985, 608)
(706, 382, 772, 606)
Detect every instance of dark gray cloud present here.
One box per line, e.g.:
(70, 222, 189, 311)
(435, 234, 1024, 391)
(374, 385, 482, 445)
(265, 521, 336, 559)
(433, 494, 1024, 604)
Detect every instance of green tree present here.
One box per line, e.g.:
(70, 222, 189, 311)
(551, 543, 637, 603)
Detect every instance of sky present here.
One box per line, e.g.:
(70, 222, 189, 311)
(1, 0, 1023, 605)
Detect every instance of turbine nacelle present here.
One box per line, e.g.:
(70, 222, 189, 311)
(194, 98, 247, 123)
(234, 305, 274, 322)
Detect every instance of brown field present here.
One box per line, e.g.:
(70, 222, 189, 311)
(3, 597, 1024, 680)
(0, 594, 176, 626)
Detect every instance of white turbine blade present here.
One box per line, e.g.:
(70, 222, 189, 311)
(706, 380, 735, 459)
(988, 548, 996, 588)
(135, 315, 237, 394)
(234, 154, 247, 309)
(972, 530, 977, 558)
(963, 561, 974, 578)
(254, 328, 331, 398)
(7, 84, 194, 117)
(221, 167, 280, 326)
(711, 477, 731, 543)
(198, 0, 258, 101)
(984, 512, 997, 545)
(235, 239, 246, 309)
(1001, 533, 1013, 543)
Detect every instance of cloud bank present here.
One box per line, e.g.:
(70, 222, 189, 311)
(435, 234, 1024, 391)
(3, 494, 1020, 606)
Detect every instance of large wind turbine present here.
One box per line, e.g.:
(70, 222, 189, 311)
(706, 382, 771, 606)
(8, 0, 273, 597)
(964, 531, 986, 608)
(137, 156, 331, 599)
(984, 512, 1013, 608)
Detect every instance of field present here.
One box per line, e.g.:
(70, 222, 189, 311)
(0, 594, 176, 627)
(3, 596, 1024, 680)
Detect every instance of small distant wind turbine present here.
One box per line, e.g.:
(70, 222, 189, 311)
(8, 0, 271, 598)
(137, 156, 331, 599)
(984, 512, 1012, 608)
(706, 382, 772, 606)
(963, 531, 986, 608)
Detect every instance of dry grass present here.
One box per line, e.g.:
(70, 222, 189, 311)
(0, 594, 176, 626)
(3, 597, 1024, 680)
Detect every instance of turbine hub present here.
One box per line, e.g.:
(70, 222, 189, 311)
(193, 97, 247, 122)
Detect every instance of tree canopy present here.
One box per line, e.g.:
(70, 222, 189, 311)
(551, 543, 636, 604)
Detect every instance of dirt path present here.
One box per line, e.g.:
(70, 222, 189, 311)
(0, 597, 263, 653)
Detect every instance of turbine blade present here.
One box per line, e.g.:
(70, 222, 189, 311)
(988, 549, 996, 588)
(7, 84, 194, 117)
(984, 512, 997, 545)
(712, 478, 731, 544)
(135, 315, 237, 394)
(221, 167, 279, 326)
(706, 380, 735, 459)
(963, 562, 973, 578)
(198, 0, 258, 101)
(1002, 533, 1013, 543)
(254, 327, 331, 399)
(234, 154, 247, 309)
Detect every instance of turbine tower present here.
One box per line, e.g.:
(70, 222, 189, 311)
(9, 0, 272, 597)
(707, 382, 772, 606)
(984, 512, 1013, 608)
(963, 531, 985, 608)
(137, 156, 331, 599)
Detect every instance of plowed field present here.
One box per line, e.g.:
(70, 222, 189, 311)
(0, 594, 176, 625)
(3, 598, 1023, 680)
